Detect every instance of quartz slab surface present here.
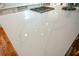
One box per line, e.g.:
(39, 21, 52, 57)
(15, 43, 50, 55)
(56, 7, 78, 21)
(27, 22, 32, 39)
(0, 5, 79, 56)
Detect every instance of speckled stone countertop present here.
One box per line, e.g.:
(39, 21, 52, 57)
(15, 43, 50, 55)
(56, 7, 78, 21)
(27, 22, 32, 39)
(0, 5, 27, 16)
(0, 3, 50, 16)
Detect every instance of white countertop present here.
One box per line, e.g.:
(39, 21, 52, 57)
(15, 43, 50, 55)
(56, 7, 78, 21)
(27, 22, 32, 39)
(0, 5, 79, 56)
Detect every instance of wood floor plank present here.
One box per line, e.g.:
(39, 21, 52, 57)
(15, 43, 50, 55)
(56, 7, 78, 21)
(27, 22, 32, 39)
(0, 27, 18, 56)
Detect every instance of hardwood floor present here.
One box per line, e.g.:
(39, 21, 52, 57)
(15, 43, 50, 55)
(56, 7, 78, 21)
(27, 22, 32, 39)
(0, 27, 18, 56)
(65, 34, 79, 56)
